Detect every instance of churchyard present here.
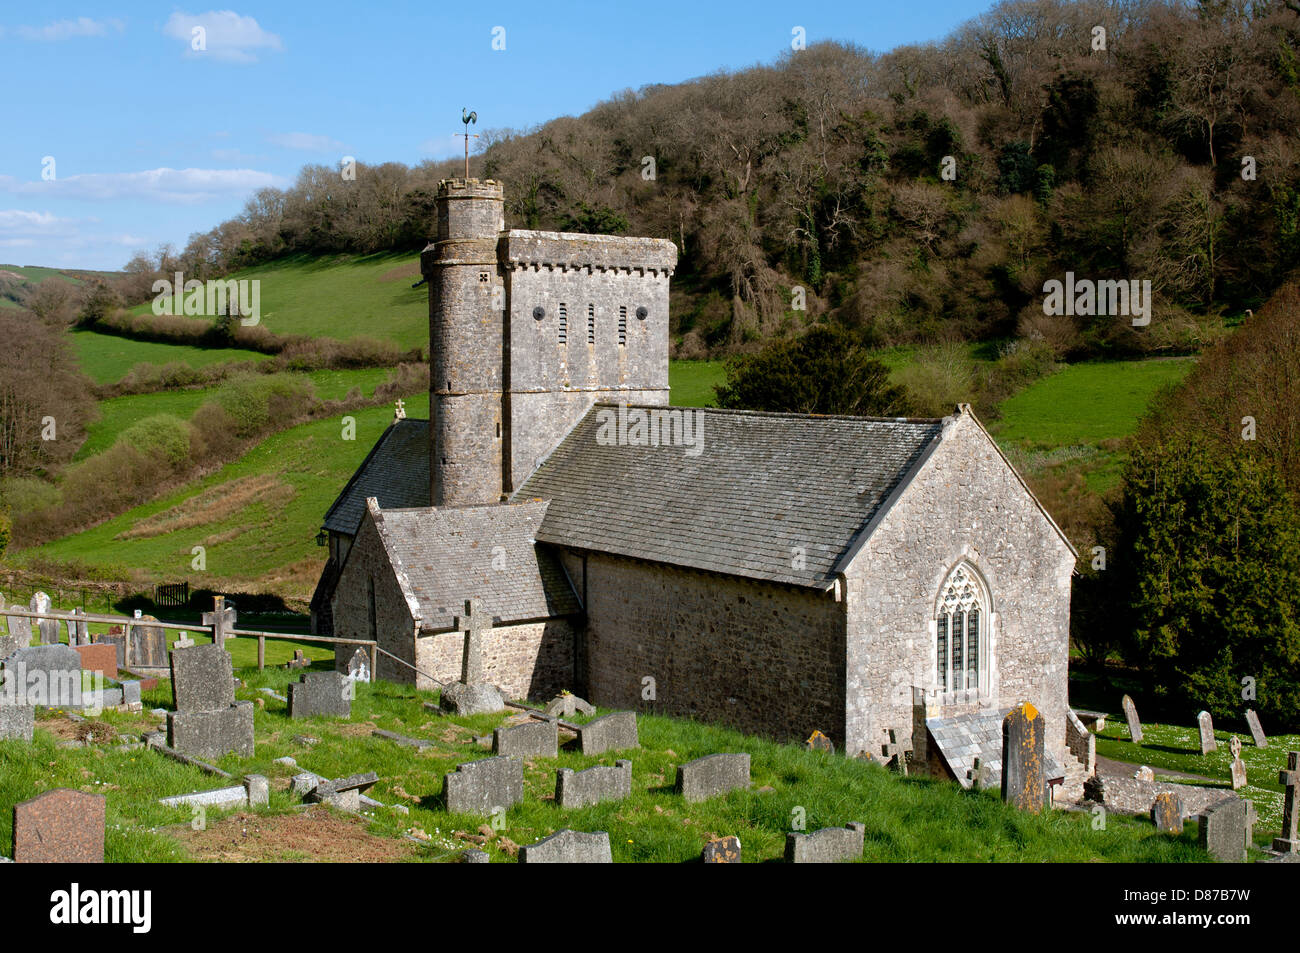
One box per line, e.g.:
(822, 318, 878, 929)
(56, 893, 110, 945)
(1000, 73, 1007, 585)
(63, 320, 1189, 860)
(0, 598, 1233, 863)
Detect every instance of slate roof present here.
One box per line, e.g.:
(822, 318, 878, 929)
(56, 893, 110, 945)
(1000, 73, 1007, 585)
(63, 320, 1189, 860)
(511, 404, 944, 589)
(926, 709, 1064, 789)
(323, 419, 429, 535)
(369, 500, 581, 631)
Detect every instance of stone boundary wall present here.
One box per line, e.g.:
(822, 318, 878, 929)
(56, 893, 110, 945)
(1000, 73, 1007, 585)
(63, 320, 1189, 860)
(1084, 774, 1237, 818)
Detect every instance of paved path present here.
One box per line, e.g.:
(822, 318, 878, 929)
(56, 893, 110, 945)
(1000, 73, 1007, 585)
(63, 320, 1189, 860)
(1096, 754, 1217, 784)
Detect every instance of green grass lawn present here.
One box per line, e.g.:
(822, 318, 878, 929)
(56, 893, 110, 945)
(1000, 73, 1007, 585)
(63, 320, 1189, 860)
(128, 253, 427, 351)
(72, 330, 269, 385)
(0, 664, 1211, 863)
(20, 394, 429, 594)
(668, 360, 724, 407)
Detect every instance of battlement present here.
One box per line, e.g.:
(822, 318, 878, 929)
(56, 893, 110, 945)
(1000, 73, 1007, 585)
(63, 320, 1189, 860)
(500, 230, 677, 276)
(437, 178, 504, 199)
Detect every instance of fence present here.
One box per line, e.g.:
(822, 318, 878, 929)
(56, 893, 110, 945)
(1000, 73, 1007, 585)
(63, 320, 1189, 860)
(154, 582, 190, 608)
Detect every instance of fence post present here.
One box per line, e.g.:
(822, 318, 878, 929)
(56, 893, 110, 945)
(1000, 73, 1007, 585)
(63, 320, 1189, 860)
(258, 635, 265, 672)
(369, 642, 377, 681)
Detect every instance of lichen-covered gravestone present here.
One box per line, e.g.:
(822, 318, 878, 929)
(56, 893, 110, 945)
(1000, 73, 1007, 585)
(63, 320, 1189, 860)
(1197, 711, 1217, 755)
(443, 757, 523, 815)
(493, 719, 556, 758)
(1122, 694, 1143, 743)
(1245, 709, 1268, 749)
(1228, 736, 1247, 791)
(578, 711, 638, 755)
(804, 730, 834, 753)
(166, 644, 254, 760)
(29, 592, 58, 645)
(785, 823, 866, 863)
(555, 760, 632, 809)
(1001, 702, 1045, 813)
(129, 616, 168, 669)
(1275, 751, 1299, 854)
(0, 696, 34, 741)
(13, 789, 105, 863)
(346, 648, 370, 683)
(702, 835, 741, 863)
(1199, 798, 1247, 862)
(1152, 791, 1183, 834)
(438, 600, 505, 715)
(287, 671, 352, 719)
(518, 829, 611, 864)
(675, 753, 750, 802)
(5, 645, 83, 706)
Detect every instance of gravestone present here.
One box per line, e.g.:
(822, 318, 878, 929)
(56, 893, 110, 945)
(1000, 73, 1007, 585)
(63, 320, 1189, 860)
(30, 593, 58, 645)
(287, 672, 352, 719)
(1199, 798, 1247, 863)
(1135, 765, 1154, 781)
(1121, 694, 1143, 743)
(4, 645, 83, 706)
(555, 760, 632, 809)
(346, 648, 370, 683)
(0, 633, 21, 661)
(201, 596, 236, 650)
(462, 849, 489, 864)
(12, 789, 105, 863)
(493, 719, 557, 758)
(66, 608, 90, 647)
(73, 643, 117, 680)
(1152, 791, 1183, 834)
(0, 697, 34, 741)
(1197, 711, 1217, 755)
(578, 711, 639, 755)
(675, 753, 750, 802)
(443, 757, 523, 815)
(1228, 735, 1247, 791)
(785, 822, 866, 863)
(286, 650, 310, 670)
(6, 614, 31, 648)
(129, 616, 168, 669)
(1244, 799, 1257, 851)
(438, 600, 505, 715)
(518, 829, 612, 864)
(166, 644, 253, 759)
(96, 632, 127, 669)
(308, 772, 379, 811)
(1245, 709, 1268, 749)
(804, 730, 834, 754)
(544, 691, 594, 718)
(1001, 702, 1045, 813)
(702, 836, 741, 863)
(1274, 751, 1299, 854)
(881, 728, 910, 774)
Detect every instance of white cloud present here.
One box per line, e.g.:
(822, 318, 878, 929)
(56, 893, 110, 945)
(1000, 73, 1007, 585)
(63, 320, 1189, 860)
(0, 168, 284, 204)
(17, 17, 124, 41)
(0, 209, 73, 231)
(163, 10, 283, 63)
(266, 131, 345, 152)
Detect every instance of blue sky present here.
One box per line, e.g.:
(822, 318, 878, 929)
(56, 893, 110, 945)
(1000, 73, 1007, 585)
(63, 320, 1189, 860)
(0, 2, 992, 271)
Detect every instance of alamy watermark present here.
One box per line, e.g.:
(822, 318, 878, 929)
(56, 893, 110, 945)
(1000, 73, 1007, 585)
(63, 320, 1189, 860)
(152, 272, 261, 325)
(595, 403, 704, 457)
(1042, 272, 1151, 327)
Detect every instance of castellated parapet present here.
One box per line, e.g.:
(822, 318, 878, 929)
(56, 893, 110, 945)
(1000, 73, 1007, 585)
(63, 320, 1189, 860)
(421, 179, 677, 505)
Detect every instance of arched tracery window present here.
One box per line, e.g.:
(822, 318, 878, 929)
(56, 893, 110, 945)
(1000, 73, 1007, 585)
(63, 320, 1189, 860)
(935, 563, 987, 693)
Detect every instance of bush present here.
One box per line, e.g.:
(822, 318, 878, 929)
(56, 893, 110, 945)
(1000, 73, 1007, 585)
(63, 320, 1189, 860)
(212, 374, 315, 437)
(118, 414, 192, 470)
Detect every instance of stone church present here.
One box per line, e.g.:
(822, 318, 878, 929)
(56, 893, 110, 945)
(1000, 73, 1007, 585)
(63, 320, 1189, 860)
(314, 178, 1085, 796)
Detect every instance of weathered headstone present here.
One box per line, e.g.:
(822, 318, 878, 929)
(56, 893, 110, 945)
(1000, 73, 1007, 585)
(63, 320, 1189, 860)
(1228, 735, 1247, 791)
(1135, 765, 1154, 781)
(461, 849, 489, 863)
(438, 600, 505, 715)
(5, 614, 31, 648)
(493, 719, 557, 758)
(1244, 798, 1257, 851)
(65, 608, 90, 647)
(804, 729, 834, 754)
(1152, 791, 1183, 834)
(701, 835, 742, 863)
(346, 648, 370, 683)
(0, 634, 21, 661)
(1245, 709, 1268, 749)
(544, 691, 594, 718)
(201, 595, 236, 650)
(1122, 694, 1143, 743)
(129, 616, 168, 669)
(785, 822, 866, 863)
(1001, 702, 1045, 813)
(555, 760, 632, 809)
(1274, 751, 1299, 854)
(96, 632, 127, 669)
(4, 645, 83, 706)
(287, 671, 352, 719)
(166, 644, 253, 759)
(308, 772, 379, 811)
(881, 727, 910, 774)
(72, 643, 117, 680)
(30, 593, 57, 645)
(578, 711, 639, 755)
(0, 697, 34, 741)
(12, 789, 105, 863)
(518, 829, 612, 864)
(1197, 711, 1217, 755)
(1199, 798, 1247, 863)
(444, 757, 523, 815)
(675, 753, 750, 802)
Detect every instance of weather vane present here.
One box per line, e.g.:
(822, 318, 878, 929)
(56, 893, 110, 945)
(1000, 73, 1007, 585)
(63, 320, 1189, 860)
(458, 108, 478, 179)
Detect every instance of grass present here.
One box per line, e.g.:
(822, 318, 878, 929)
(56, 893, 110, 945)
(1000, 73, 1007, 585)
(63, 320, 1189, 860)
(0, 662, 1213, 863)
(668, 360, 724, 407)
(18, 395, 429, 595)
(71, 330, 269, 386)
(128, 253, 428, 351)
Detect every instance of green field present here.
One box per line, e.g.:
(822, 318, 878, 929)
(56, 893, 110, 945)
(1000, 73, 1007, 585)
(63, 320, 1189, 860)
(129, 253, 427, 350)
(72, 330, 269, 385)
(22, 394, 429, 594)
(0, 664, 1211, 863)
(668, 360, 724, 406)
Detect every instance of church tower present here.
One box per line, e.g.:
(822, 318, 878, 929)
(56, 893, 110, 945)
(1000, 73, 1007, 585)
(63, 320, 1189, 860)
(422, 178, 506, 506)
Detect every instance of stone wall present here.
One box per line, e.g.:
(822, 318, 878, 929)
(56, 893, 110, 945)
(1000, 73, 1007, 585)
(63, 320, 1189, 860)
(843, 410, 1076, 760)
(330, 513, 417, 683)
(1084, 774, 1237, 818)
(1066, 709, 1096, 776)
(580, 551, 846, 745)
(415, 619, 574, 701)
